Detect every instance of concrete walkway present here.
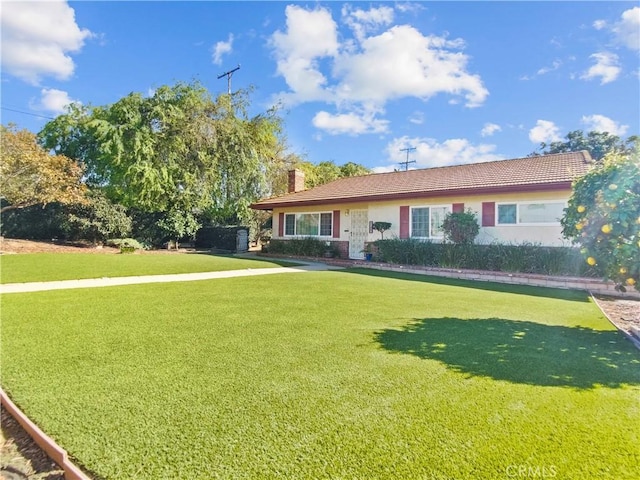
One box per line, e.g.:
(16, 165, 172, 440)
(0, 262, 340, 294)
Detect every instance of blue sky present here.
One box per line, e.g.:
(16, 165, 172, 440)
(1, 1, 638, 172)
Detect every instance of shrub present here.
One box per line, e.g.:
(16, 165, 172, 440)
(266, 238, 339, 258)
(441, 209, 479, 245)
(105, 238, 147, 252)
(374, 239, 600, 277)
(66, 191, 132, 244)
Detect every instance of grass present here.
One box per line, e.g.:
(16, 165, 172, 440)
(0, 253, 297, 284)
(1, 265, 639, 479)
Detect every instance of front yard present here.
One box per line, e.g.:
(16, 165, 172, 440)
(1, 256, 638, 479)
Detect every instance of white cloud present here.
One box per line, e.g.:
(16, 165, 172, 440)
(269, 5, 488, 135)
(212, 34, 234, 66)
(581, 114, 628, 136)
(380, 136, 502, 170)
(30, 88, 79, 114)
(342, 4, 394, 42)
(332, 25, 487, 107)
(537, 59, 562, 76)
(480, 123, 501, 137)
(593, 19, 607, 31)
(270, 5, 339, 103)
(408, 111, 424, 125)
(529, 120, 562, 144)
(581, 52, 620, 84)
(612, 7, 640, 51)
(312, 110, 389, 135)
(0, 1, 92, 85)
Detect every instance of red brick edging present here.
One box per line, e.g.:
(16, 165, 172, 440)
(0, 389, 91, 480)
(259, 253, 640, 300)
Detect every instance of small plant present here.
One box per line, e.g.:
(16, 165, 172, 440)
(372, 222, 392, 240)
(106, 238, 146, 253)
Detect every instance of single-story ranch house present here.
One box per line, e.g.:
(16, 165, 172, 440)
(251, 151, 592, 259)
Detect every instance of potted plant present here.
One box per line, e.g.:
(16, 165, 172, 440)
(363, 243, 374, 261)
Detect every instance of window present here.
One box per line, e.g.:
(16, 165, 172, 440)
(411, 206, 449, 239)
(497, 202, 565, 225)
(284, 212, 332, 237)
(411, 208, 429, 238)
(498, 204, 517, 224)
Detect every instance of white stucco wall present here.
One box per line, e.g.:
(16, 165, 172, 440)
(270, 189, 573, 247)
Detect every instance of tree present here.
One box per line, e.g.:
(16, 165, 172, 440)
(441, 210, 480, 245)
(1, 124, 86, 213)
(372, 222, 392, 240)
(561, 150, 639, 291)
(38, 82, 285, 243)
(531, 130, 638, 161)
(295, 160, 370, 188)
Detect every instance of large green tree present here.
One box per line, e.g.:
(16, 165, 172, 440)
(531, 130, 638, 161)
(296, 160, 370, 189)
(38, 82, 284, 243)
(562, 150, 640, 291)
(1, 124, 86, 214)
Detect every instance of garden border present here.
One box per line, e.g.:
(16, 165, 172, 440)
(1, 389, 91, 480)
(258, 253, 640, 300)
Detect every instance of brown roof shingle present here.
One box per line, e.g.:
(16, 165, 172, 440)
(252, 151, 592, 209)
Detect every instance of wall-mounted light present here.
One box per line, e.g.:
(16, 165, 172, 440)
(345, 209, 350, 216)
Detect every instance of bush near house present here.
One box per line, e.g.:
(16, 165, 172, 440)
(266, 238, 341, 258)
(374, 239, 602, 278)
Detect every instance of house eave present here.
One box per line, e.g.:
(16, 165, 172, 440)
(250, 181, 573, 210)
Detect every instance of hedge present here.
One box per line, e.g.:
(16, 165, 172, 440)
(371, 239, 602, 278)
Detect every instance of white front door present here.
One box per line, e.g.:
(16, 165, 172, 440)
(349, 210, 369, 259)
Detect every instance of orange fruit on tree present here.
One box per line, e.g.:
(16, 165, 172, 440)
(587, 257, 597, 266)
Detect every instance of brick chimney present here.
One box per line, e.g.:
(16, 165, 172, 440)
(287, 169, 305, 193)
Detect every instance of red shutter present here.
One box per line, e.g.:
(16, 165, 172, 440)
(278, 212, 284, 237)
(482, 202, 495, 227)
(452, 203, 464, 213)
(332, 210, 340, 238)
(399, 206, 410, 239)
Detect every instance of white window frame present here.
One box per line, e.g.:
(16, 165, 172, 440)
(496, 201, 566, 226)
(410, 205, 451, 240)
(283, 212, 333, 237)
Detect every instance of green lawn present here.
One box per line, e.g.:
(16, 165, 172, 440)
(1, 266, 639, 479)
(0, 252, 296, 284)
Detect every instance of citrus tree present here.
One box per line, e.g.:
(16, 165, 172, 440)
(561, 150, 640, 291)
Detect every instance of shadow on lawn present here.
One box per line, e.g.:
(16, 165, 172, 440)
(375, 318, 640, 388)
(341, 268, 591, 302)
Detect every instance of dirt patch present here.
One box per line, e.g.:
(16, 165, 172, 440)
(594, 295, 640, 339)
(0, 238, 119, 255)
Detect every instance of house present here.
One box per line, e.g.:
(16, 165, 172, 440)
(251, 151, 592, 259)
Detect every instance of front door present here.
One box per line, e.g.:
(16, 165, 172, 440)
(349, 210, 369, 259)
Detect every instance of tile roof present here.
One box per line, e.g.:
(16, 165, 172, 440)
(252, 151, 592, 209)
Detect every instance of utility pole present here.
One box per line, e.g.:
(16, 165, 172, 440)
(399, 146, 417, 171)
(217, 64, 241, 95)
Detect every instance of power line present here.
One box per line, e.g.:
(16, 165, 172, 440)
(399, 146, 416, 171)
(1, 106, 54, 120)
